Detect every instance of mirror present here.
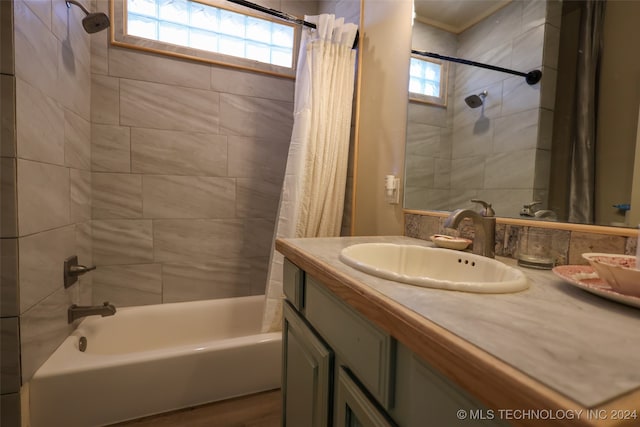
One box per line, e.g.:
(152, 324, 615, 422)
(404, 0, 640, 228)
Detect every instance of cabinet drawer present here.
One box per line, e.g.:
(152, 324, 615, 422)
(305, 276, 394, 409)
(283, 258, 304, 311)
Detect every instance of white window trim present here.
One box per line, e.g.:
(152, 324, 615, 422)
(110, 0, 299, 78)
(408, 54, 448, 107)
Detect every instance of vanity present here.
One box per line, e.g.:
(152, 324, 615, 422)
(277, 236, 640, 427)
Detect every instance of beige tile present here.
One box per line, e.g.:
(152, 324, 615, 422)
(0, 238, 18, 317)
(227, 136, 288, 182)
(13, 0, 58, 97)
(0, 0, 14, 76)
(457, 1, 521, 59)
(75, 220, 93, 269)
(1, 75, 16, 157)
(18, 225, 75, 313)
(243, 218, 275, 258)
(153, 219, 244, 264)
(211, 66, 294, 101)
(131, 128, 227, 176)
(74, 221, 94, 305)
(236, 178, 281, 220)
(512, 25, 544, 72)
(23, 0, 52, 30)
(93, 282, 161, 307)
(143, 175, 235, 219)
(1, 317, 20, 394)
(452, 121, 493, 159)
(501, 76, 541, 116)
(70, 168, 91, 223)
(64, 109, 91, 170)
(1, 158, 17, 238)
(109, 47, 211, 89)
(162, 262, 251, 303)
(220, 93, 293, 140)
(493, 109, 539, 153)
(20, 286, 75, 382)
(120, 79, 219, 132)
(51, 0, 91, 69)
(522, 0, 546, 33)
(91, 124, 131, 172)
(17, 159, 70, 236)
(248, 256, 269, 296)
(93, 219, 153, 265)
(91, 74, 119, 125)
(92, 173, 142, 219)
(55, 42, 91, 121)
(484, 149, 536, 189)
(539, 66, 557, 111)
(16, 78, 65, 165)
(90, 23, 109, 75)
(543, 24, 560, 70)
(450, 157, 484, 190)
(92, 264, 162, 307)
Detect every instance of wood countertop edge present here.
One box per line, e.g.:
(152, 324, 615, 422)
(276, 239, 640, 427)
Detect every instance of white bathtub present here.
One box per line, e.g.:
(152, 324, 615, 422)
(29, 295, 282, 427)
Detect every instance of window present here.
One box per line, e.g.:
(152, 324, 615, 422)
(408, 55, 447, 106)
(112, 0, 298, 77)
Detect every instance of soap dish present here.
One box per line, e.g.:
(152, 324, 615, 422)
(430, 234, 472, 251)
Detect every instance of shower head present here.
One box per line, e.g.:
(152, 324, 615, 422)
(66, 0, 110, 34)
(464, 90, 488, 108)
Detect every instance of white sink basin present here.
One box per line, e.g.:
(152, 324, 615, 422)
(339, 243, 529, 293)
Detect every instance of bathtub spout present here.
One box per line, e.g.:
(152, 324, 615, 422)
(68, 302, 116, 323)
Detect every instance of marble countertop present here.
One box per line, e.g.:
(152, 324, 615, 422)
(276, 236, 640, 416)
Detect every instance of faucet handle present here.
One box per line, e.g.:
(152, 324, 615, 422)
(470, 199, 495, 217)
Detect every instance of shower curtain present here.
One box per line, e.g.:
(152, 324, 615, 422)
(261, 14, 358, 333)
(568, 0, 606, 223)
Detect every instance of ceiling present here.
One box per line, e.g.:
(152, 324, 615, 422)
(414, 0, 512, 34)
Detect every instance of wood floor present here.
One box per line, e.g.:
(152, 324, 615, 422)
(111, 389, 281, 427)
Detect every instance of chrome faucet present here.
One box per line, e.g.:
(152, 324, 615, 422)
(444, 199, 496, 258)
(520, 201, 557, 220)
(68, 302, 116, 324)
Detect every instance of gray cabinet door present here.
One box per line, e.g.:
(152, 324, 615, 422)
(335, 367, 395, 427)
(283, 301, 333, 427)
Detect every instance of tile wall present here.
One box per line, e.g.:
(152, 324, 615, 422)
(89, 0, 295, 307)
(405, 1, 561, 217)
(1, 0, 94, 424)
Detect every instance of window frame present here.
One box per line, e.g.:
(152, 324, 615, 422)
(110, 0, 300, 78)
(408, 54, 448, 107)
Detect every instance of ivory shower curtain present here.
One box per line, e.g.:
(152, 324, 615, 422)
(261, 15, 358, 332)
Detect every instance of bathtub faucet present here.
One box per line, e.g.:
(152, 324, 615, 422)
(68, 302, 116, 324)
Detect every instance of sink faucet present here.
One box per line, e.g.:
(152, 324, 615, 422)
(68, 301, 116, 324)
(444, 199, 496, 258)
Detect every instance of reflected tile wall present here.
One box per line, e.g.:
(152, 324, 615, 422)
(407, 0, 558, 216)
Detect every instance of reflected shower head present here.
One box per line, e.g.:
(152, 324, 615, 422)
(464, 90, 488, 108)
(66, 0, 110, 34)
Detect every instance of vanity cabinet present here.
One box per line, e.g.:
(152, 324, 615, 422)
(282, 258, 506, 427)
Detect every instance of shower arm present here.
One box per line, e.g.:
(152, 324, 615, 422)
(66, 0, 91, 16)
(411, 50, 542, 85)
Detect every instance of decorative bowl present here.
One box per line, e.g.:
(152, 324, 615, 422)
(581, 253, 640, 297)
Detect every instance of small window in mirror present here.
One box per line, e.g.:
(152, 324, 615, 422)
(409, 55, 447, 107)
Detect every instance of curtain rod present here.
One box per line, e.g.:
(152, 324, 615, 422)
(227, 0, 359, 49)
(411, 50, 542, 85)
